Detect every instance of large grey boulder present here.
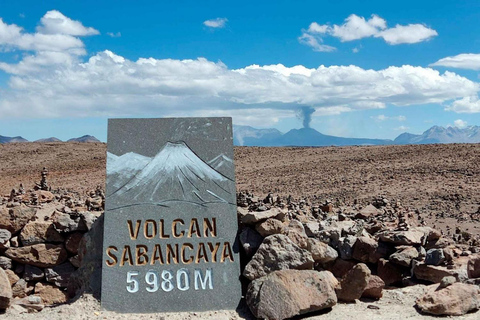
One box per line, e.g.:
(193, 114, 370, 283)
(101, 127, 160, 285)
(243, 234, 314, 280)
(246, 270, 337, 320)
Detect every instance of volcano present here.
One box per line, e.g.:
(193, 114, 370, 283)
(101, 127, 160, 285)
(106, 152, 151, 193)
(108, 141, 235, 207)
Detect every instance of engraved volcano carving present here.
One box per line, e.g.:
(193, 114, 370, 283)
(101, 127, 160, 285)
(108, 141, 234, 208)
(107, 152, 151, 191)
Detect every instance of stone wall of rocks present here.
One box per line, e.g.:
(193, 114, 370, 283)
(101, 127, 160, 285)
(237, 192, 480, 319)
(0, 185, 103, 312)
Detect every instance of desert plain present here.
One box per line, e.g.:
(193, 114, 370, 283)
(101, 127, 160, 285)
(0, 141, 480, 319)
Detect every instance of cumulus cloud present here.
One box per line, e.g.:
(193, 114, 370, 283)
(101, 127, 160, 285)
(300, 14, 437, 51)
(446, 95, 480, 113)
(454, 119, 467, 128)
(203, 18, 228, 29)
(37, 10, 99, 36)
(430, 53, 480, 70)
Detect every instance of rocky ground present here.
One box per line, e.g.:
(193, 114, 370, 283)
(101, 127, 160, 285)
(0, 142, 480, 319)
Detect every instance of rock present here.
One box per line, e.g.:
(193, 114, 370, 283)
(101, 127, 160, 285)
(377, 258, 409, 286)
(425, 248, 445, 266)
(0, 229, 11, 248)
(416, 282, 480, 316)
(69, 255, 81, 268)
(414, 227, 442, 241)
(0, 268, 12, 309)
(255, 218, 284, 237)
(5, 244, 68, 268)
(467, 254, 480, 278)
(4, 269, 19, 286)
(304, 222, 320, 237)
(0, 205, 36, 233)
(307, 238, 338, 264)
(362, 275, 385, 299)
(240, 208, 282, 224)
(439, 276, 456, 288)
(0, 256, 12, 270)
(336, 263, 371, 302)
(338, 235, 357, 260)
(329, 259, 357, 278)
(65, 232, 83, 254)
(413, 262, 468, 283)
(10, 236, 19, 247)
(239, 227, 263, 257)
(246, 270, 337, 320)
(34, 282, 69, 305)
(80, 212, 98, 230)
(379, 229, 424, 245)
(243, 234, 314, 280)
(52, 213, 87, 232)
(35, 190, 55, 203)
(389, 246, 419, 267)
(45, 262, 75, 287)
(283, 220, 308, 249)
(12, 279, 34, 298)
(19, 221, 64, 246)
(352, 236, 385, 264)
(24, 265, 45, 281)
(13, 295, 44, 312)
(355, 204, 379, 219)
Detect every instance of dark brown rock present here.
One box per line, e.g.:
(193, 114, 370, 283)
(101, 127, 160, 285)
(377, 258, 409, 286)
(5, 244, 68, 268)
(389, 246, 419, 267)
(362, 275, 385, 299)
(336, 263, 371, 302)
(65, 232, 83, 254)
(467, 254, 480, 279)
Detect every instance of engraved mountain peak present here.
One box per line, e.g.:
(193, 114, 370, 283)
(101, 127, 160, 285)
(108, 141, 235, 207)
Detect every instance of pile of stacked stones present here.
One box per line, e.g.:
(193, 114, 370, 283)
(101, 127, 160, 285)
(237, 191, 480, 319)
(0, 182, 104, 313)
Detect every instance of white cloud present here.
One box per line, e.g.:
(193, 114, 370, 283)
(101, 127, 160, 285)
(376, 24, 437, 45)
(430, 53, 480, 70)
(300, 14, 437, 51)
(395, 125, 409, 131)
(37, 10, 99, 36)
(203, 18, 228, 29)
(454, 119, 467, 128)
(446, 96, 480, 113)
(107, 32, 121, 38)
(371, 114, 406, 122)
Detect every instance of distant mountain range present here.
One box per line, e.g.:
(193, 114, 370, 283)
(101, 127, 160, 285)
(0, 134, 100, 144)
(233, 125, 480, 146)
(2, 125, 480, 146)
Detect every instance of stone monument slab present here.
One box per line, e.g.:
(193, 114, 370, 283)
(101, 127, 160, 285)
(101, 118, 241, 312)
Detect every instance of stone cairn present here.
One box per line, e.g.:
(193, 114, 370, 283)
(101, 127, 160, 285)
(0, 170, 104, 313)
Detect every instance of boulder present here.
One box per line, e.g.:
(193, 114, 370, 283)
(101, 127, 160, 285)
(329, 259, 357, 278)
(304, 221, 320, 237)
(45, 262, 75, 287)
(243, 234, 314, 280)
(377, 258, 409, 286)
(4, 269, 19, 286)
(307, 238, 338, 264)
(19, 221, 64, 246)
(12, 279, 34, 298)
(416, 282, 480, 316)
(240, 208, 282, 224)
(425, 248, 445, 266)
(283, 220, 308, 249)
(0, 229, 11, 248)
(413, 262, 468, 283)
(389, 246, 419, 267)
(338, 235, 357, 260)
(362, 275, 385, 299)
(0, 205, 36, 233)
(13, 295, 44, 312)
(352, 236, 390, 264)
(239, 227, 263, 257)
(5, 244, 68, 268)
(35, 190, 55, 203)
(255, 218, 284, 237)
(34, 282, 69, 305)
(0, 268, 12, 309)
(467, 254, 480, 279)
(80, 212, 98, 230)
(0, 256, 12, 270)
(52, 212, 87, 232)
(246, 270, 337, 320)
(379, 229, 424, 245)
(336, 263, 371, 302)
(355, 204, 380, 219)
(65, 232, 83, 254)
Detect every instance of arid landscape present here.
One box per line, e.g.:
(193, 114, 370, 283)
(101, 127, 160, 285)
(2, 142, 479, 236)
(1, 142, 480, 319)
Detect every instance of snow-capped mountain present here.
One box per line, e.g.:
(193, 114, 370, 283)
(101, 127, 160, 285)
(208, 154, 234, 176)
(108, 141, 235, 206)
(106, 152, 151, 192)
(394, 125, 480, 144)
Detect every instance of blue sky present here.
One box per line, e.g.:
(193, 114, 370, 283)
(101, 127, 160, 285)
(1, 0, 480, 141)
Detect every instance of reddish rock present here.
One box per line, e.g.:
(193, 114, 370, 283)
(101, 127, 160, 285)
(307, 238, 338, 264)
(19, 221, 64, 246)
(336, 263, 371, 302)
(355, 204, 380, 219)
(240, 208, 283, 224)
(246, 270, 338, 320)
(416, 282, 480, 316)
(379, 229, 424, 245)
(5, 244, 68, 268)
(377, 258, 409, 286)
(362, 275, 385, 299)
(413, 260, 468, 284)
(467, 254, 480, 279)
(65, 232, 84, 255)
(329, 259, 357, 278)
(0, 268, 12, 309)
(0, 205, 36, 233)
(283, 220, 308, 249)
(255, 218, 284, 237)
(35, 190, 55, 203)
(12, 279, 34, 298)
(34, 282, 69, 305)
(352, 236, 389, 263)
(13, 295, 44, 312)
(4, 269, 19, 286)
